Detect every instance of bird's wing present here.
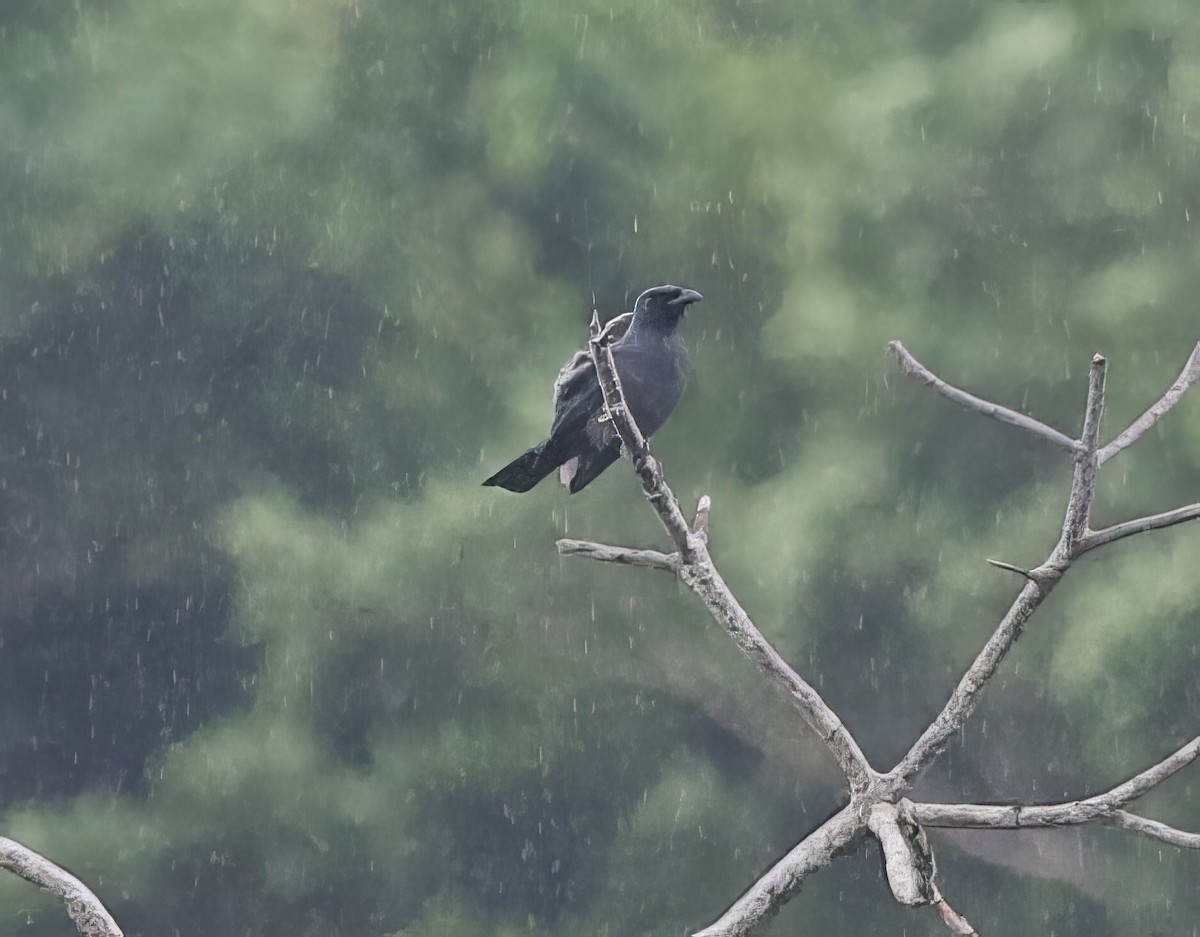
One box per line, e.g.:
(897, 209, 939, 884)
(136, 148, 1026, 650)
(550, 311, 633, 429)
(551, 348, 592, 417)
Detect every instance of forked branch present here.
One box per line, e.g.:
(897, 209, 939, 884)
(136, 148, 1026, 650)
(910, 735, 1200, 833)
(557, 334, 1200, 937)
(886, 341, 1082, 455)
(1078, 503, 1200, 553)
(883, 353, 1109, 788)
(559, 312, 878, 793)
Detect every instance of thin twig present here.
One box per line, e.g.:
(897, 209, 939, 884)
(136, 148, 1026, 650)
(932, 893, 978, 937)
(1060, 354, 1106, 553)
(693, 494, 712, 541)
(1078, 503, 1200, 553)
(555, 538, 679, 570)
(0, 837, 123, 937)
(1099, 342, 1200, 465)
(1105, 810, 1200, 848)
(887, 341, 1082, 455)
(1063, 734, 1198, 813)
(985, 558, 1036, 581)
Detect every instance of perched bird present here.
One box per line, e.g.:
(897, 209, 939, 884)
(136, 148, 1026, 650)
(483, 284, 702, 493)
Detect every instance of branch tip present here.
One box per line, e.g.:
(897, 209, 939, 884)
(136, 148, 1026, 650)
(1106, 810, 1200, 849)
(1078, 503, 1200, 553)
(556, 538, 678, 571)
(985, 558, 1034, 580)
(693, 495, 712, 538)
(934, 895, 979, 937)
(1099, 341, 1200, 464)
(886, 342, 1081, 454)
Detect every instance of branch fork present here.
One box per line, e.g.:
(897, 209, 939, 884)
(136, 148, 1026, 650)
(557, 332, 1200, 936)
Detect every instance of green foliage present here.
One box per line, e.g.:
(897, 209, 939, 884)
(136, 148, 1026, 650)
(0, 0, 1197, 935)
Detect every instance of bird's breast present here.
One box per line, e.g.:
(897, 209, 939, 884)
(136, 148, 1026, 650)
(611, 334, 687, 437)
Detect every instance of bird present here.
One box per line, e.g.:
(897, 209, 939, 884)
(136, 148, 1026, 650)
(483, 284, 703, 493)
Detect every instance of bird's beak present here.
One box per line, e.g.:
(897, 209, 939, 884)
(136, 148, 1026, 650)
(674, 288, 703, 306)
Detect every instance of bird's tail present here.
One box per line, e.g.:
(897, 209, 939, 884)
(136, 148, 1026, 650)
(563, 447, 621, 494)
(482, 441, 560, 492)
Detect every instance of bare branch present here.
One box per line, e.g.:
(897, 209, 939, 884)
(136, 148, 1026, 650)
(693, 494, 712, 541)
(693, 804, 868, 937)
(887, 341, 1082, 455)
(1105, 810, 1200, 849)
(985, 558, 1035, 580)
(885, 354, 1111, 789)
(0, 837, 123, 937)
(588, 317, 877, 792)
(581, 341, 1200, 936)
(883, 578, 1052, 788)
(1099, 342, 1200, 465)
(1078, 734, 1199, 811)
(1078, 503, 1200, 553)
(910, 735, 1200, 835)
(932, 893, 978, 936)
(1060, 354, 1106, 553)
(676, 548, 876, 789)
(709, 345, 1190, 932)
(555, 538, 678, 570)
(913, 798, 1200, 844)
(911, 802, 1019, 828)
(867, 803, 930, 906)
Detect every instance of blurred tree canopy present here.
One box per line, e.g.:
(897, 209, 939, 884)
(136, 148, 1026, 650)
(0, 0, 1196, 934)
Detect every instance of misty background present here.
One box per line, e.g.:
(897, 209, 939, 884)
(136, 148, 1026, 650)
(0, 1, 1197, 934)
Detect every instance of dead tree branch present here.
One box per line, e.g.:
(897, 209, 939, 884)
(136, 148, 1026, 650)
(1098, 341, 1200, 464)
(933, 894, 979, 937)
(883, 353, 1109, 788)
(555, 335, 1200, 937)
(1078, 503, 1200, 553)
(910, 735, 1200, 833)
(0, 836, 123, 937)
(558, 314, 878, 794)
(867, 802, 935, 906)
(886, 341, 1082, 455)
(1104, 810, 1200, 848)
(692, 805, 868, 937)
(555, 539, 679, 570)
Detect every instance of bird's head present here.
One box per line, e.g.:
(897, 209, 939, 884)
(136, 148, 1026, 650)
(632, 284, 703, 327)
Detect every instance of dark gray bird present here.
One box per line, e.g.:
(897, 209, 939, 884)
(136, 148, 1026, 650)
(483, 284, 702, 493)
